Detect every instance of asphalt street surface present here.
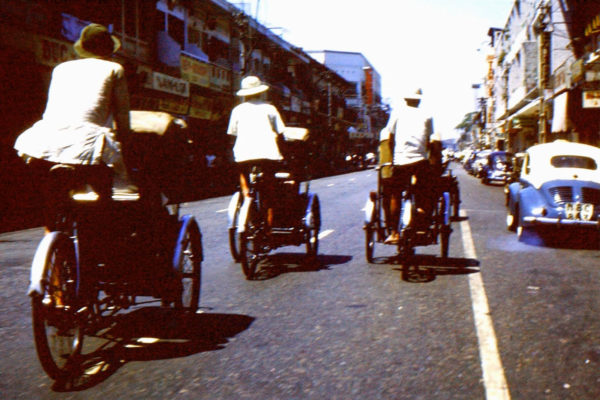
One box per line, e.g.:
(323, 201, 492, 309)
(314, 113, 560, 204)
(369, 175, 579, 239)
(1, 163, 600, 399)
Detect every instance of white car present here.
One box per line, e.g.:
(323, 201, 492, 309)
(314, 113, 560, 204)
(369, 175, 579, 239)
(506, 140, 600, 240)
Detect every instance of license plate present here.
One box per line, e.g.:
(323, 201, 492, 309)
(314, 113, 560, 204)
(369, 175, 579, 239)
(565, 202, 594, 221)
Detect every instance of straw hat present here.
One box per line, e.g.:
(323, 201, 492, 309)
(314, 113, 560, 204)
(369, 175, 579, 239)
(236, 76, 269, 97)
(74, 23, 121, 58)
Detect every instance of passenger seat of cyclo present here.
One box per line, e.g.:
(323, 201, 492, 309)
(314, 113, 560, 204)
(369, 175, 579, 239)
(123, 110, 188, 202)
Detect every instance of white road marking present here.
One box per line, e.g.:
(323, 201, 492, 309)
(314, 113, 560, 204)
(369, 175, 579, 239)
(216, 208, 228, 213)
(460, 210, 511, 400)
(327, 183, 335, 187)
(318, 229, 334, 239)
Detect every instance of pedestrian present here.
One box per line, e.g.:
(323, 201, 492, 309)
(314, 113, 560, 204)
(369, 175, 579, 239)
(379, 88, 440, 244)
(14, 22, 135, 197)
(227, 75, 286, 232)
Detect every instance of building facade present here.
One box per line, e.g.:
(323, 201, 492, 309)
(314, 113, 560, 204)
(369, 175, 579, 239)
(0, 0, 386, 231)
(476, 0, 600, 153)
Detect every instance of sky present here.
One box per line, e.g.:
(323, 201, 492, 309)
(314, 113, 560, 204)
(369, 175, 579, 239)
(228, 0, 515, 139)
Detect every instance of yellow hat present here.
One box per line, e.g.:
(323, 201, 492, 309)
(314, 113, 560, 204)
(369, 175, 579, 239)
(74, 23, 120, 58)
(236, 76, 269, 97)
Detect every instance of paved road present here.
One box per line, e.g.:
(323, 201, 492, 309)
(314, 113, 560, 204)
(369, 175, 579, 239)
(1, 164, 599, 399)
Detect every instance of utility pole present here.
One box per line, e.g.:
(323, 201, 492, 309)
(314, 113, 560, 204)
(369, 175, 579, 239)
(537, 2, 551, 143)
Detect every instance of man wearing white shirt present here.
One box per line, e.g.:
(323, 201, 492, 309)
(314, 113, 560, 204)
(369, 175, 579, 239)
(227, 76, 286, 232)
(379, 88, 438, 244)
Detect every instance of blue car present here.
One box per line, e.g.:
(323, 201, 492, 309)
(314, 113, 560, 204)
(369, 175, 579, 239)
(506, 140, 600, 241)
(480, 151, 513, 185)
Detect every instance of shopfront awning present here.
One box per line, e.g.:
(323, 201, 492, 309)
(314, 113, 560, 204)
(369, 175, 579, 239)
(551, 92, 568, 133)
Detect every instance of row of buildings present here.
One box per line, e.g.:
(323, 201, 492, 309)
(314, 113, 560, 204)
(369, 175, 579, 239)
(468, 0, 600, 152)
(0, 0, 387, 231)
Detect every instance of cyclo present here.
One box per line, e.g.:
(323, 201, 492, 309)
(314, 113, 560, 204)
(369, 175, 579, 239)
(227, 127, 321, 280)
(27, 111, 203, 380)
(363, 160, 454, 262)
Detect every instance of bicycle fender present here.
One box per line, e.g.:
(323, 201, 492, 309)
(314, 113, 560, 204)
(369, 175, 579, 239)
(227, 191, 241, 228)
(28, 232, 61, 296)
(304, 193, 318, 226)
(443, 192, 451, 225)
(364, 197, 375, 224)
(173, 215, 202, 268)
(237, 196, 252, 233)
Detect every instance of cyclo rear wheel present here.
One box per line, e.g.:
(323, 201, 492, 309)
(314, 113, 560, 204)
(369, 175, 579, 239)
(31, 232, 83, 379)
(239, 202, 262, 280)
(171, 217, 202, 312)
(228, 192, 243, 262)
(305, 195, 321, 260)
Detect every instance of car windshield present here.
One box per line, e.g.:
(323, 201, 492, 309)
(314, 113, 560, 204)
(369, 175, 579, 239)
(550, 155, 597, 170)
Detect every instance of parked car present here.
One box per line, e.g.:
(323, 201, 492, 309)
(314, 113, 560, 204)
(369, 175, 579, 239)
(472, 150, 492, 177)
(480, 151, 513, 185)
(506, 140, 600, 240)
(503, 152, 526, 205)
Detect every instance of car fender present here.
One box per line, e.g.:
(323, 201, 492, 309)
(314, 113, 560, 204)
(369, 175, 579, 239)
(507, 182, 521, 212)
(517, 186, 546, 225)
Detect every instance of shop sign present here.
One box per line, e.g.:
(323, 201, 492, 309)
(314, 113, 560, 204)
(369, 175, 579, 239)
(583, 90, 600, 108)
(158, 96, 189, 114)
(211, 64, 231, 92)
(35, 35, 77, 67)
(180, 54, 210, 87)
(152, 71, 189, 97)
(349, 130, 374, 140)
(189, 94, 213, 120)
(553, 62, 569, 92)
(572, 59, 584, 83)
(585, 14, 600, 37)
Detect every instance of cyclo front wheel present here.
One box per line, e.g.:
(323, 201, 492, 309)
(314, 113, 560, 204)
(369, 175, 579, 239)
(31, 232, 83, 379)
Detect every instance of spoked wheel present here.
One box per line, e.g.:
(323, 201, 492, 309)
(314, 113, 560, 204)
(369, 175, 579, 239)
(172, 216, 202, 312)
(365, 224, 375, 263)
(305, 195, 321, 260)
(31, 232, 83, 379)
(240, 230, 262, 280)
(228, 193, 243, 262)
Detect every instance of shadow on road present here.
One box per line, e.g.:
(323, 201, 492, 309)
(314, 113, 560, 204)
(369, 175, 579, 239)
(251, 253, 353, 280)
(372, 254, 480, 283)
(52, 308, 254, 392)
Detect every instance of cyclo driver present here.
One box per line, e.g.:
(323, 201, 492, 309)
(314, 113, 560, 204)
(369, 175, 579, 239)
(379, 88, 442, 245)
(227, 76, 287, 233)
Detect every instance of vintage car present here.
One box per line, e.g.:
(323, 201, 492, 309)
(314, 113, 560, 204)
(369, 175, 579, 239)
(506, 140, 600, 240)
(480, 151, 513, 184)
